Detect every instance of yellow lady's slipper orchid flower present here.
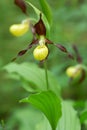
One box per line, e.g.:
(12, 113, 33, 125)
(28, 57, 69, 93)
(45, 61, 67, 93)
(66, 65, 82, 78)
(9, 20, 29, 36)
(12, 14, 73, 62)
(33, 45, 48, 61)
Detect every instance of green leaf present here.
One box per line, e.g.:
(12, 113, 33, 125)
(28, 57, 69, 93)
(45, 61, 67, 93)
(6, 106, 49, 130)
(38, 0, 52, 26)
(26, 1, 50, 37)
(21, 90, 62, 130)
(3, 62, 60, 95)
(7, 101, 81, 130)
(80, 111, 87, 123)
(57, 101, 81, 130)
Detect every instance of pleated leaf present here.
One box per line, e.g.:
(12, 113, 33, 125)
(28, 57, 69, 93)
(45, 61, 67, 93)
(21, 90, 62, 130)
(7, 101, 81, 130)
(3, 62, 60, 95)
(57, 101, 81, 130)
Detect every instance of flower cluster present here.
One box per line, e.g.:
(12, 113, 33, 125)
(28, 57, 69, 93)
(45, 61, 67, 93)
(9, 0, 86, 85)
(10, 0, 73, 62)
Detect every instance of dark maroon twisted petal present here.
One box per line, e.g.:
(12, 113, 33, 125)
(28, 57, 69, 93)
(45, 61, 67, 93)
(14, 0, 26, 14)
(12, 39, 38, 61)
(34, 14, 46, 36)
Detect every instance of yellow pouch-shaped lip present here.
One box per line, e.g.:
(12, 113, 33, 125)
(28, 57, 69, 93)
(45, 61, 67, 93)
(9, 23, 29, 36)
(33, 45, 48, 61)
(66, 66, 82, 78)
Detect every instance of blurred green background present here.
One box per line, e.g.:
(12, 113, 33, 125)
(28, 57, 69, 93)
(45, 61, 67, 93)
(0, 0, 87, 129)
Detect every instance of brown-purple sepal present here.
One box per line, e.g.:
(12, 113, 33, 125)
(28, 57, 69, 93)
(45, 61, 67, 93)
(68, 53, 74, 60)
(11, 39, 38, 61)
(55, 44, 68, 53)
(45, 39, 53, 44)
(34, 14, 46, 36)
(14, 0, 26, 14)
(55, 44, 74, 60)
(18, 49, 27, 56)
(11, 49, 28, 62)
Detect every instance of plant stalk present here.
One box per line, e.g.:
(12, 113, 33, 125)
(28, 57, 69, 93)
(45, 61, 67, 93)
(44, 60, 49, 90)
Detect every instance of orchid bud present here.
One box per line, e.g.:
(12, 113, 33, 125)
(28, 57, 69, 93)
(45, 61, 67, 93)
(33, 45, 48, 61)
(9, 20, 29, 36)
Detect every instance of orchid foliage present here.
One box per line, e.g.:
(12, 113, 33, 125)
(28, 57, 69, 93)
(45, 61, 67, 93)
(4, 0, 87, 130)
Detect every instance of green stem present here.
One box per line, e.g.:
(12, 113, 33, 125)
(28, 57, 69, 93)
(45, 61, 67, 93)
(44, 60, 49, 90)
